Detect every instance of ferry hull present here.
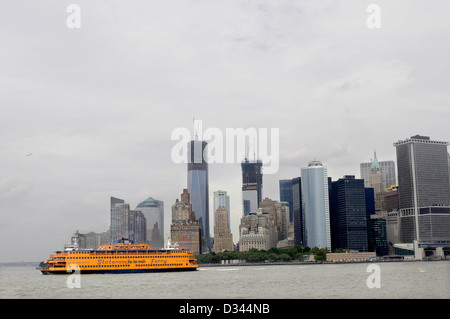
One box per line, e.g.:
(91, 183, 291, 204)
(41, 267, 198, 275)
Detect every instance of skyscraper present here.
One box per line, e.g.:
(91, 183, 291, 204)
(360, 152, 396, 192)
(394, 134, 450, 242)
(110, 197, 147, 244)
(213, 190, 230, 228)
(213, 206, 234, 252)
(241, 158, 263, 215)
(301, 160, 331, 250)
(330, 175, 368, 252)
(135, 197, 164, 249)
(369, 152, 383, 194)
(292, 177, 304, 246)
(187, 139, 210, 252)
(279, 178, 304, 244)
(128, 210, 147, 244)
(279, 179, 294, 222)
(367, 217, 389, 256)
(170, 190, 201, 254)
(365, 188, 376, 218)
(110, 197, 126, 243)
(110, 197, 124, 237)
(448, 152, 450, 187)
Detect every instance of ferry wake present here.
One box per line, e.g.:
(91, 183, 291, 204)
(40, 239, 198, 275)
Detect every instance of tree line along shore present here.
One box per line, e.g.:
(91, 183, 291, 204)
(196, 246, 336, 264)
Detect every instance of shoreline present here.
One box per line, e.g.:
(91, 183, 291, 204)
(198, 258, 449, 268)
(0, 262, 40, 267)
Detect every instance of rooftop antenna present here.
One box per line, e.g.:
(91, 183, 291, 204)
(193, 117, 199, 140)
(253, 136, 257, 161)
(245, 142, 249, 161)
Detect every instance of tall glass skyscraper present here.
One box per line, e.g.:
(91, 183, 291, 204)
(241, 158, 263, 215)
(187, 139, 210, 252)
(394, 135, 450, 242)
(301, 160, 331, 250)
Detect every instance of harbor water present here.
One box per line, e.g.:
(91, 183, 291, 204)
(1, 261, 449, 299)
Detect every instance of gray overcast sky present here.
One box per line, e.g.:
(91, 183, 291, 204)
(1, 1, 449, 262)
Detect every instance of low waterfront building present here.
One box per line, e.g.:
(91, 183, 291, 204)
(326, 251, 377, 262)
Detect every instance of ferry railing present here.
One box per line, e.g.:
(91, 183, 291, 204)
(50, 252, 69, 258)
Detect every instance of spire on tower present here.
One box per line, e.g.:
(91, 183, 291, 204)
(371, 150, 380, 169)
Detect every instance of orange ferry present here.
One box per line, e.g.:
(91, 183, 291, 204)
(40, 239, 198, 275)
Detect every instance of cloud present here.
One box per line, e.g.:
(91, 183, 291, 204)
(325, 60, 415, 94)
(0, 178, 32, 203)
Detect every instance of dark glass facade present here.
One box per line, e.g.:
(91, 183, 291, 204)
(242, 159, 263, 200)
(279, 179, 294, 222)
(279, 178, 303, 246)
(365, 188, 375, 218)
(292, 177, 303, 246)
(367, 218, 389, 256)
(241, 159, 263, 212)
(330, 176, 368, 251)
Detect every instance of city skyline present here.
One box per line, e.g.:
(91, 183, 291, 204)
(2, 128, 448, 262)
(1, 1, 450, 262)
